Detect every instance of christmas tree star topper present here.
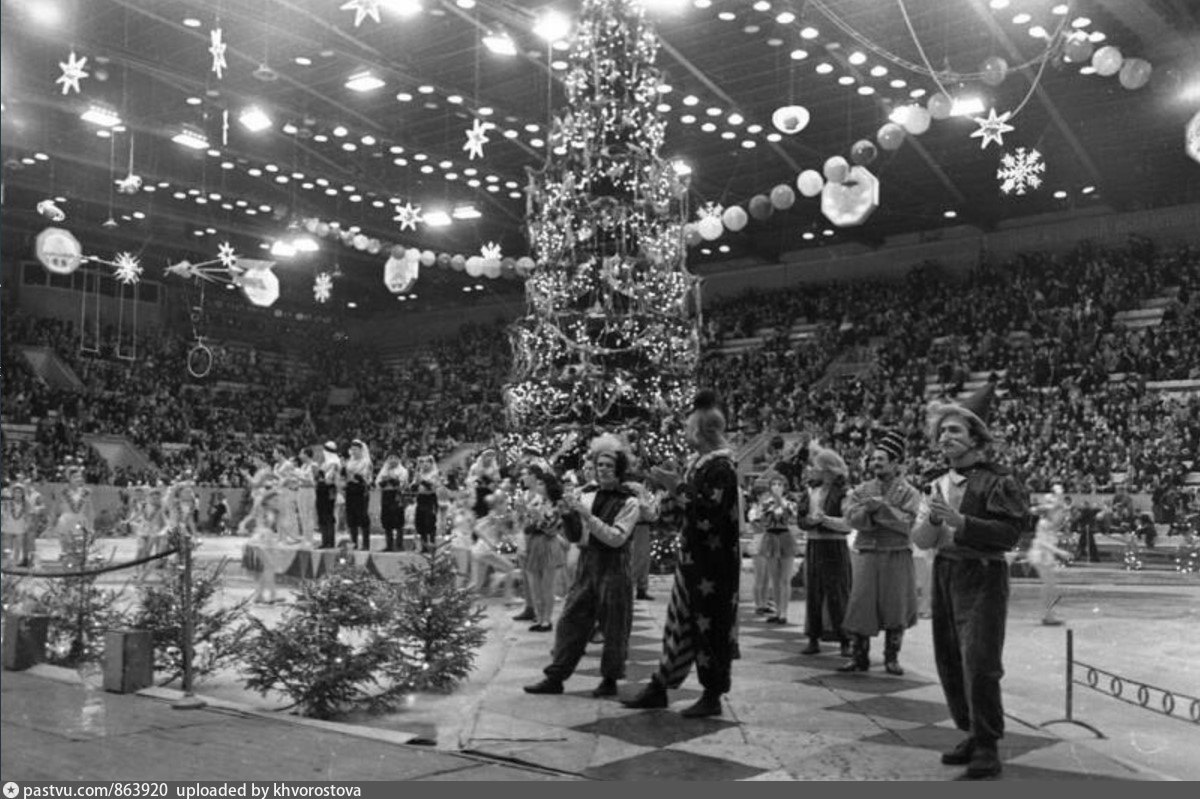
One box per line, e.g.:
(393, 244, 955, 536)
(393, 202, 423, 231)
(970, 107, 1015, 150)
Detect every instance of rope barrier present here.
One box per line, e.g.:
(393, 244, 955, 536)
(1, 547, 181, 579)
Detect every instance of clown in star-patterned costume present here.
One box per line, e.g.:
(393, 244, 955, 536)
(624, 390, 741, 717)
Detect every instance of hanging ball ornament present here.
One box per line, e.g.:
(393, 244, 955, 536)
(797, 169, 825, 198)
(823, 156, 850, 184)
(450, 254, 466, 272)
(420, 250, 436, 267)
(771, 105, 810, 135)
(927, 92, 953, 120)
(516, 256, 536, 275)
(769, 184, 796, 210)
(748, 194, 773, 221)
(390, 245, 406, 260)
(437, 252, 452, 269)
(683, 222, 702, 247)
(1118, 58, 1152, 90)
(721, 205, 748, 232)
(899, 106, 931, 136)
(980, 56, 1009, 87)
(1092, 46, 1123, 77)
(697, 215, 724, 241)
(850, 139, 878, 166)
(1063, 33, 1094, 64)
(466, 256, 484, 277)
(877, 122, 906, 151)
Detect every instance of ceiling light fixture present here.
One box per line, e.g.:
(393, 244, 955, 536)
(425, 210, 452, 227)
(483, 27, 518, 56)
(800, 26, 819, 39)
(80, 103, 122, 127)
(452, 204, 482, 220)
(534, 10, 571, 42)
(345, 70, 385, 92)
(171, 125, 209, 150)
(238, 106, 272, 132)
(387, 0, 423, 17)
(950, 95, 985, 116)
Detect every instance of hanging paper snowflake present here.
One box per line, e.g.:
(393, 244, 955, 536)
(313, 272, 333, 303)
(217, 242, 238, 269)
(209, 28, 227, 80)
(970, 108, 1014, 150)
(480, 242, 503, 261)
(997, 148, 1045, 195)
(113, 252, 143, 285)
(463, 118, 492, 160)
(341, 0, 382, 27)
(696, 202, 724, 222)
(393, 202, 423, 231)
(56, 51, 89, 95)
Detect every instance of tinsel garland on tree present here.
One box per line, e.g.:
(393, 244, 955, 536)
(502, 0, 698, 463)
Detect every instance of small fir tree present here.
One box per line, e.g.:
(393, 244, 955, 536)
(39, 526, 130, 666)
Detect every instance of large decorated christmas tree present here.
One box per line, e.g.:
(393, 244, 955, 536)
(503, 0, 699, 461)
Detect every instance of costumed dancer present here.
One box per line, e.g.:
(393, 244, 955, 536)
(295, 448, 319, 546)
(162, 477, 201, 553)
(1028, 484, 1071, 626)
(841, 429, 922, 675)
(1, 480, 34, 566)
(470, 490, 519, 602)
(343, 439, 373, 551)
(748, 469, 799, 625)
(516, 465, 567, 632)
(524, 434, 641, 699)
(376, 452, 409, 552)
(125, 485, 155, 577)
(16, 477, 47, 568)
(912, 385, 1028, 780)
(315, 441, 341, 549)
(413, 455, 442, 553)
(52, 465, 94, 564)
(273, 448, 306, 545)
(798, 444, 853, 657)
(244, 481, 287, 605)
(748, 480, 775, 618)
(467, 449, 502, 520)
(448, 492, 476, 588)
(624, 389, 741, 718)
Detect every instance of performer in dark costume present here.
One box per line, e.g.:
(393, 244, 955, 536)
(623, 389, 741, 718)
(524, 434, 641, 699)
(798, 444, 853, 657)
(343, 439, 373, 551)
(375, 452, 409, 552)
(315, 441, 340, 549)
(913, 385, 1028, 780)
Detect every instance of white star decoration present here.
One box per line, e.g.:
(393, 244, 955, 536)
(341, 0, 382, 28)
(113, 253, 142, 285)
(997, 147, 1046, 195)
(393, 202, 423, 231)
(217, 242, 238, 269)
(463, 118, 492, 160)
(480, 242, 503, 261)
(970, 107, 1015, 150)
(313, 272, 333, 303)
(56, 51, 89, 95)
(209, 28, 227, 79)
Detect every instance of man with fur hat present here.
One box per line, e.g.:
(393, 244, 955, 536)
(913, 385, 1028, 779)
(841, 429, 922, 675)
(622, 389, 741, 718)
(525, 433, 641, 699)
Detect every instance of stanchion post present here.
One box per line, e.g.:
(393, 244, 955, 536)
(1064, 628, 1074, 722)
(172, 532, 205, 710)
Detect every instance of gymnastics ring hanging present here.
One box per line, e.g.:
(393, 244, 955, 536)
(187, 338, 214, 379)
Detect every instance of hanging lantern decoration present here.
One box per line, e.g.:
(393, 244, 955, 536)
(384, 253, 419, 294)
(1092, 46, 1123, 77)
(697, 216, 723, 241)
(769, 184, 796, 210)
(850, 139, 878, 166)
(1063, 33, 1094, 64)
(980, 56, 1008, 87)
(1118, 58, 1152, 90)
(35, 226, 84, 276)
(721, 205, 748, 232)
(927, 92, 953, 120)
(771, 105, 810, 135)
(748, 194, 773, 221)
(877, 122, 906, 151)
(450, 254, 466, 272)
(796, 169, 825, 198)
(1185, 109, 1200, 166)
(420, 250, 436, 267)
(820, 165, 880, 228)
(823, 156, 850, 184)
(465, 256, 484, 277)
(236, 260, 280, 307)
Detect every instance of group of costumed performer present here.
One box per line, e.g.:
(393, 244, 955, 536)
(52, 465, 95, 564)
(1, 478, 45, 567)
(240, 463, 296, 604)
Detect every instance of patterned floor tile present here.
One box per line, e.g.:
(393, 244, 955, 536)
(862, 724, 1060, 761)
(581, 748, 768, 781)
(797, 672, 933, 695)
(666, 726, 785, 771)
(573, 711, 738, 748)
(826, 694, 954, 725)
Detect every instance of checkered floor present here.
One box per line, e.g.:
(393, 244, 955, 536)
(461, 596, 1146, 780)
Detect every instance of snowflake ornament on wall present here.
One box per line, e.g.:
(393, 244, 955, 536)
(997, 148, 1045, 195)
(970, 108, 1014, 150)
(217, 242, 238, 269)
(393, 202, 423, 231)
(463, 118, 492, 160)
(480, 242, 503, 261)
(56, 51, 89, 95)
(209, 28, 227, 79)
(313, 272, 333, 303)
(113, 253, 143, 285)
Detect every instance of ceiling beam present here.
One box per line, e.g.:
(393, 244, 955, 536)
(964, 0, 1103, 187)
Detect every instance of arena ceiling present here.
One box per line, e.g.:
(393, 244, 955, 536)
(2, 0, 1199, 315)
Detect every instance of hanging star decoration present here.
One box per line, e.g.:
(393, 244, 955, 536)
(970, 107, 1015, 150)
(216, 242, 239, 269)
(209, 27, 228, 79)
(696, 201, 724, 222)
(463, 118, 492, 160)
(113, 253, 143, 285)
(480, 242, 503, 261)
(997, 147, 1045, 195)
(56, 50, 89, 95)
(313, 272, 333, 303)
(393, 202, 423, 231)
(341, 0, 382, 28)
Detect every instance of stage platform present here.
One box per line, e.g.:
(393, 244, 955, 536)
(240, 544, 425, 583)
